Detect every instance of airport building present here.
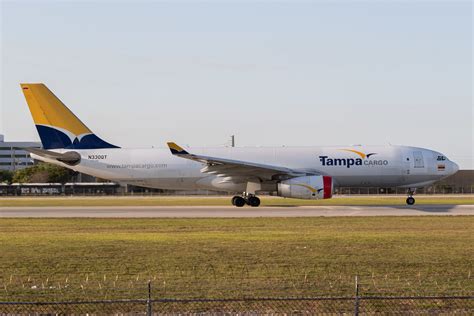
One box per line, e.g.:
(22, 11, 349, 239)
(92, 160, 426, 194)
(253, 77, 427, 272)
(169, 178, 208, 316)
(1, 170, 471, 196)
(0, 134, 41, 171)
(337, 169, 473, 195)
(431, 169, 474, 194)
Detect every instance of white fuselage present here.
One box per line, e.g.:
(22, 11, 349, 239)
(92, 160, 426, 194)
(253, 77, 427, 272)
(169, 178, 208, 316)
(32, 145, 458, 193)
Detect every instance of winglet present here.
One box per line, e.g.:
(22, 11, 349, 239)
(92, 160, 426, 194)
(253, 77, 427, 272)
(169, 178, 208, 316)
(167, 142, 189, 155)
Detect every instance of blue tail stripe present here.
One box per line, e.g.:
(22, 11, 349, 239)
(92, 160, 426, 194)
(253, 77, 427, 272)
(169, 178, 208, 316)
(72, 134, 119, 149)
(170, 148, 189, 155)
(36, 125, 119, 149)
(36, 125, 73, 149)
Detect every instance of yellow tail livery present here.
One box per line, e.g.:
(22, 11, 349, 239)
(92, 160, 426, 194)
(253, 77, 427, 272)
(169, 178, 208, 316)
(21, 83, 118, 149)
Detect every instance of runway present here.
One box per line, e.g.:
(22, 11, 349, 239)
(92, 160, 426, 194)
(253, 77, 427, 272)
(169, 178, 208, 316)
(0, 205, 472, 218)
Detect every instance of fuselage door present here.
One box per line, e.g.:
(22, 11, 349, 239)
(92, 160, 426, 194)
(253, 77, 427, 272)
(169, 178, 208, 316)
(413, 151, 424, 168)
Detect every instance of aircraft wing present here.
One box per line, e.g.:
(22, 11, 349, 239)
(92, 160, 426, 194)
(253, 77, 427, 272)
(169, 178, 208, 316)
(167, 142, 313, 182)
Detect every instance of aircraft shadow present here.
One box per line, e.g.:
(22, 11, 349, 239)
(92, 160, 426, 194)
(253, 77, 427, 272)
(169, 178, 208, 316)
(263, 204, 460, 212)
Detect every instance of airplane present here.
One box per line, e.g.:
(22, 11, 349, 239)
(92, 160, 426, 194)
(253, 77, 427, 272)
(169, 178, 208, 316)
(20, 83, 459, 206)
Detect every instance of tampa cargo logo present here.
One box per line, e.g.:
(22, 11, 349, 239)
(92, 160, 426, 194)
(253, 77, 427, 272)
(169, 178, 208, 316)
(319, 149, 389, 168)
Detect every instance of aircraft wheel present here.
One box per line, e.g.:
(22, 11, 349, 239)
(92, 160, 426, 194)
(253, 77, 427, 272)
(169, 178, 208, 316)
(406, 197, 415, 205)
(231, 196, 239, 206)
(248, 196, 261, 207)
(233, 196, 246, 207)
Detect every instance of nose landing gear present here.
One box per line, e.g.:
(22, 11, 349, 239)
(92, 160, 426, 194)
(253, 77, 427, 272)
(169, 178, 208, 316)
(406, 189, 416, 205)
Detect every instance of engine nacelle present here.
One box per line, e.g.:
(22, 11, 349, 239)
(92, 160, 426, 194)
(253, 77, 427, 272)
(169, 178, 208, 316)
(277, 175, 333, 200)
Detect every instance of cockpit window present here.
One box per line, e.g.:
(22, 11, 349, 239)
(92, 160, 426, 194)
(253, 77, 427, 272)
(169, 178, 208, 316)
(437, 155, 446, 161)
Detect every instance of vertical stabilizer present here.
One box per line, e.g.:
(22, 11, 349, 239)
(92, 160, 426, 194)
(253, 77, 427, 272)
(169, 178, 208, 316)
(21, 83, 119, 149)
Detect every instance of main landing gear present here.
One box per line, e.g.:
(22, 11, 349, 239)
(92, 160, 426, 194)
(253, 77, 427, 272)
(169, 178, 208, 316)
(231, 195, 261, 207)
(406, 189, 416, 205)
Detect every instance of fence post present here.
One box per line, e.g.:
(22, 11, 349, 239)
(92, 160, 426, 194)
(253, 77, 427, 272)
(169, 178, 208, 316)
(147, 280, 152, 316)
(354, 276, 360, 316)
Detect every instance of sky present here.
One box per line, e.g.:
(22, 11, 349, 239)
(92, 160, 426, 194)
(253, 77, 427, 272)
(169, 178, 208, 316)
(1, 1, 472, 168)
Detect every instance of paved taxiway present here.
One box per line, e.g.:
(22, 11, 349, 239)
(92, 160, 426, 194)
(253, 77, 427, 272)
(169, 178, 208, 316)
(0, 205, 472, 217)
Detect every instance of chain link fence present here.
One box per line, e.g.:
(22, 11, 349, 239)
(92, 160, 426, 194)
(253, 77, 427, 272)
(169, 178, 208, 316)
(1, 295, 473, 315)
(1, 279, 473, 314)
(0, 300, 146, 315)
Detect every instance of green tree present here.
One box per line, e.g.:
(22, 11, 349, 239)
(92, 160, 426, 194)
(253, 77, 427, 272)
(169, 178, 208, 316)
(12, 163, 73, 183)
(0, 170, 13, 184)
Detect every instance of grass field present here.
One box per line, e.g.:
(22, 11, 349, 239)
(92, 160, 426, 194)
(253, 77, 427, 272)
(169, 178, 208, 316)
(0, 216, 473, 301)
(0, 195, 473, 207)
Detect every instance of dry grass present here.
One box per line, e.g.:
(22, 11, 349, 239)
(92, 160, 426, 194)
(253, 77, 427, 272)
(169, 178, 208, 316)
(0, 216, 473, 301)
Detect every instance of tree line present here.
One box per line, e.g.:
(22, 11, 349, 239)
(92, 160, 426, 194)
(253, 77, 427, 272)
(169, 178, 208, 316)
(0, 163, 74, 184)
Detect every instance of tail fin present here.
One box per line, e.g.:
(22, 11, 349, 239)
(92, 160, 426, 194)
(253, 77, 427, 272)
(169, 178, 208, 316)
(21, 83, 119, 149)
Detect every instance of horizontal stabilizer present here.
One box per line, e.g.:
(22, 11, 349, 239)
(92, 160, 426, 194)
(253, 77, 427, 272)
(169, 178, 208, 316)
(25, 148, 81, 166)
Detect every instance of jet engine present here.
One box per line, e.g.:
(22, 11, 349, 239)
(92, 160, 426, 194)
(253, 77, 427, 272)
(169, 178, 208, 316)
(277, 175, 333, 200)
